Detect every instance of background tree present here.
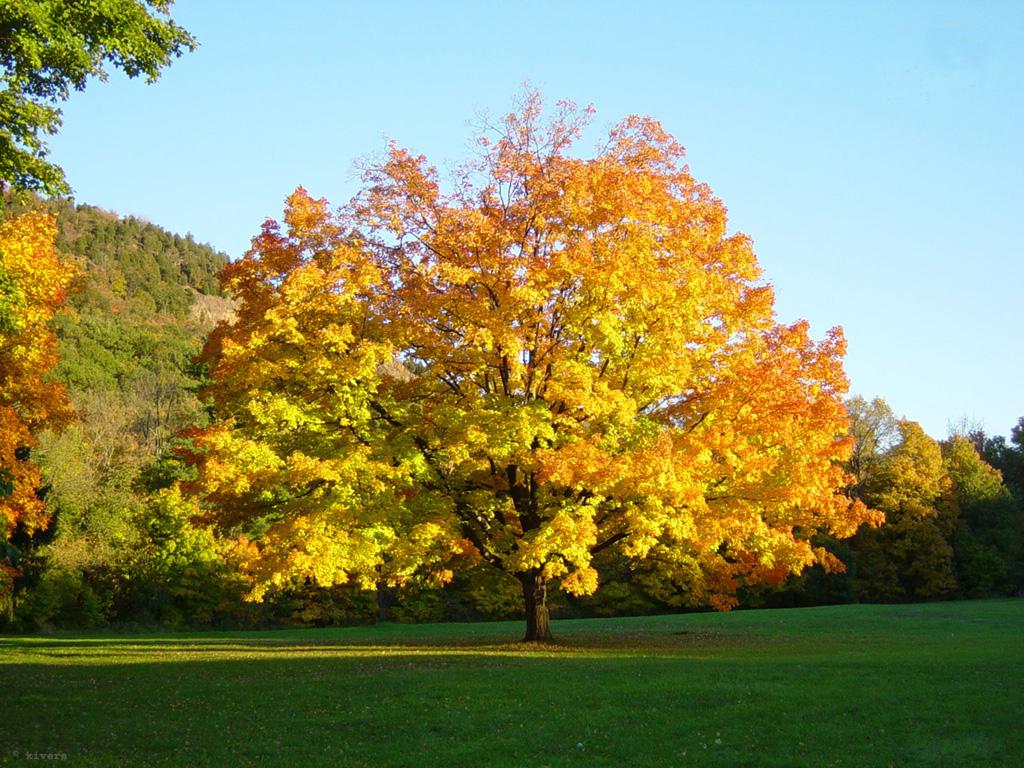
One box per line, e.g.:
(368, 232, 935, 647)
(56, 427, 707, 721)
(772, 402, 1024, 607)
(983, 417, 1024, 499)
(943, 435, 1016, 595)
(0, 211, 74, 616)
(946, 428, 1024, 595)
(845, 395, 900, 485)
(0, 0, 195, 194)
(191, 94, 878, 641)
(848, 420, 959, 601)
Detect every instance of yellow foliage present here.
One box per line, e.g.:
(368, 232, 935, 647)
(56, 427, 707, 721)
(187, 93, 876, 615)
(0, 213, 75, 540)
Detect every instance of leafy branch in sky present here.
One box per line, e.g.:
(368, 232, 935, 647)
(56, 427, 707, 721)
(0, 0, 196, 194)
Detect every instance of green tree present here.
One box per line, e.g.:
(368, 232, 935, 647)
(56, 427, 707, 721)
(984, 418, 1024, 498)
(2, 194, 228, 628)
(0, 0, 195, 194)
(851, 421, 959, 601)
(944, 434, 1024, 595)
(845, 395, 899, 486)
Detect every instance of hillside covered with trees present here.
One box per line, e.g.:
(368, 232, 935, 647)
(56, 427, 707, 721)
(1, 194, 239, 626)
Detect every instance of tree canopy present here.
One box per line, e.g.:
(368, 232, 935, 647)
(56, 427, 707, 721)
(0, 211, 74, 600)
(0, 0, 195, 194)
(189, 95, 878, 640)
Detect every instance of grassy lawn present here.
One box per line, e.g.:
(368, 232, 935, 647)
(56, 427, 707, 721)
(1, 600, 1021, 767)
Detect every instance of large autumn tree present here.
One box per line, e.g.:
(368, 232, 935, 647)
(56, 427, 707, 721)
(191, 94, 877, 641)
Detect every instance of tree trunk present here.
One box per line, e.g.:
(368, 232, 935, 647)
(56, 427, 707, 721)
(375, 580, 395, 622)
(520, 570, 553, 642)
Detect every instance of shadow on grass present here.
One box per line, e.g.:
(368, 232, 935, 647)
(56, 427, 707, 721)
(5, 599, 1022, 666)
(0, 630, 754, 665)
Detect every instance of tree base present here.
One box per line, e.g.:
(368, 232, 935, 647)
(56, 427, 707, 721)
(520, 570, 553, 642)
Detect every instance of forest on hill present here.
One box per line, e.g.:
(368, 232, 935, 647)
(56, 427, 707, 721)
(0, 195, 238, 626)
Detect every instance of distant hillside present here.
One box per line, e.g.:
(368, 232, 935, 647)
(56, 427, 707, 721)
(2, 194, 233, 391)
(0, 195, 240, 630)
(189, 288, 237, 330)
(4, 195, 229, 316)
(1, 192, 235, 502)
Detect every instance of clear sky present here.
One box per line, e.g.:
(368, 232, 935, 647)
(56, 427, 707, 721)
(46, 0, 1023, 440)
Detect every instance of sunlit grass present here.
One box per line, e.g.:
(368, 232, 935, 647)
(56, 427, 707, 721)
(2, 600, 1022, 767)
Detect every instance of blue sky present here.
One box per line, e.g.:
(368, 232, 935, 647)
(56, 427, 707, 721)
(47, 1, 1023, 440)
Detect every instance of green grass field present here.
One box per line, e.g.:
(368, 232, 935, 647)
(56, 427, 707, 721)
(1, 600, 1021, 767)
